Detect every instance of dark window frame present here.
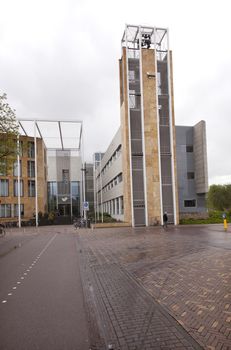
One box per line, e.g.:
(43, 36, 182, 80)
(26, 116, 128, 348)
(184, 199, 196, 208)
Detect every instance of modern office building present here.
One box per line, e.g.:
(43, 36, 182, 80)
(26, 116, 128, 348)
(94, 25, 208, 226)
(175, 121, 208, 216)
(47, 149, 82, 218)
(0, 120, 84, 226)
(94, 130, 123, 222)
(0, 135, 47, 222)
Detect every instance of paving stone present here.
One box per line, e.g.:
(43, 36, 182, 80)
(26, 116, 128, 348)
(75, 225, 231, 349)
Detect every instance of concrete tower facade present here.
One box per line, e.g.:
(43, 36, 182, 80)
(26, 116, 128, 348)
(119, 25, 179, 226)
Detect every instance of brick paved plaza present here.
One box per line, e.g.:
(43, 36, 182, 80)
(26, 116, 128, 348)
(77, 224, 231, 350)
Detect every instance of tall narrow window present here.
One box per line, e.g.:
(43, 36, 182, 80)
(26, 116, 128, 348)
(14, 180, 24, 197)
(157, 72, 161, 95)
(121, 196, 124, 214)
(28, 180, 36, 197)
(13, 160, 22, 177)
(28, 161, 35, 177)
(0, 179, 9, 196)
(28, 141, 35, 158)
(0, 160, 7, 176)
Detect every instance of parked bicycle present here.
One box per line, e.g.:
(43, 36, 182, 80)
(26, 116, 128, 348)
(73, 217, 86, 229)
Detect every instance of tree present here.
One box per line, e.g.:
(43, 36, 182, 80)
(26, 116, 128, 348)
(207, 184, 231, 211)
(0, 93, 19, 175)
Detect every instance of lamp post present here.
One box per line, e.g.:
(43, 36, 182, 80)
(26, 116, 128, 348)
(81, 164, 87, 221)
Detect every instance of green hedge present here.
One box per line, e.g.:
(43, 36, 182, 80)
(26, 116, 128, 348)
(179, 211, 229, 225)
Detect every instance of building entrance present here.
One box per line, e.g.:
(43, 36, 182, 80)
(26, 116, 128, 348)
(58, 204, 71, 216)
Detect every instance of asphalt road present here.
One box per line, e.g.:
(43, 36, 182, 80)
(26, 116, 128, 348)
(0, 227, 90, 350)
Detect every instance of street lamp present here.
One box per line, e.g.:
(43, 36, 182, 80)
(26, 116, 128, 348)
(81, 164, 87, 220)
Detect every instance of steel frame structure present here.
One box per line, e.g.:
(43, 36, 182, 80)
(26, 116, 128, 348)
(17, 119, 83, 227)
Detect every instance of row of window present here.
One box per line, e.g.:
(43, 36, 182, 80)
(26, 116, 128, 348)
(0, 204, 24, 218)
(101, 173, 123, 194)
(0, 179, 35, 197)
(11, 160, 35, 177)
(100, 196, 124, 216)
(99, 145, 122, 178)
(1, 160, 35, 177)
(16, 140, 35, 158)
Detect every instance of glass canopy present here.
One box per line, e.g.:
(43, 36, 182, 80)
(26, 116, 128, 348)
(18, 119, 82, 150)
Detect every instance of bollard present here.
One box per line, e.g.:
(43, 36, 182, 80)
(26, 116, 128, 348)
(224, 219, 228, 231)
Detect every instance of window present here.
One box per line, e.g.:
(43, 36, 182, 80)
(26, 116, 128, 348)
(128, 70, 135, 81)
(14, 180, 24, 197)
(184, 199, 196, 208)
(120, 196, 124, 214)
(0, 204, 11, 218)
(116, 198, 119, 214)
(28, 180, 36, 197)
(0, 160, 7, 176)
(28, 161, 35, 177)
(14, 204, 24, 217)
(28, 141, 35, 158)
(187, 172, 195, 180)
(62, 169, 69, 184)
(118, 173, 123, 183)
(129, 90, 136, 108)
(13, 160, 22, 177)
(71, 182, 79, 198)
(157, 72, 161, 95)
(14, 140, 23, 157)
(0, 179, 9, 196)
(186, 145, 193, 152)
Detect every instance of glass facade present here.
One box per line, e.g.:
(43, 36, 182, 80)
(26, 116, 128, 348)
(47, 181, 80, 217)
(47, 182, 58, 212)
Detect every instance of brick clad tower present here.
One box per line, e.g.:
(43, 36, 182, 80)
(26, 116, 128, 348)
(119, 25, 179, 226)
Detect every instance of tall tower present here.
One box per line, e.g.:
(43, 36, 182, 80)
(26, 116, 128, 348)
(119, 24, 179, 226)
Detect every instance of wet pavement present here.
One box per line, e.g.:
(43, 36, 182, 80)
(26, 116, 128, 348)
(77, 224, 231, 349)
(1, 224, 231, 349)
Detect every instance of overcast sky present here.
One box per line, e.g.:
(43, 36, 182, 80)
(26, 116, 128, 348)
(1, 0, 231, 185)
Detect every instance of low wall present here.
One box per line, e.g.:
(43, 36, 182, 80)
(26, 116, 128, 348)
(180, 212, 209, 220)
(92, 222, 131, 229)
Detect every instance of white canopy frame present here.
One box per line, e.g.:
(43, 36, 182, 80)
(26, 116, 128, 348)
(17, 119, 84, 227)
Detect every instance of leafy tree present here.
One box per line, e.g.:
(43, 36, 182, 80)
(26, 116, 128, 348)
(0, 93, 19, 175)
(207, 184, 231, 211)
